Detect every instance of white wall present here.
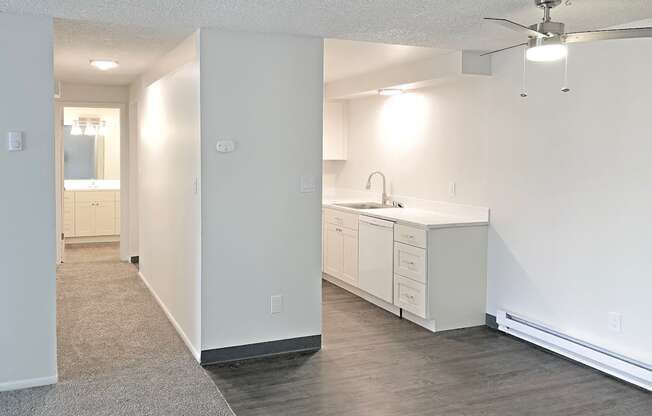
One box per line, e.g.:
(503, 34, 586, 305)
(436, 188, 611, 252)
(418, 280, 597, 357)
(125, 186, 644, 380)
(486, 29, 652, 364)
(136, 35, 202, 358)
(328, 23, 652, 364)
(200, 30, 323, 350)
(57, 83, 130, 104)
(324, 76, 490, 206)
(0, 13, 57, 390)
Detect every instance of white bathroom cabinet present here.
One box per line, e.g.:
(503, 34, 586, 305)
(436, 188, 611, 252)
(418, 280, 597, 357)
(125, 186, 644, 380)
(64, 190, 120, 241)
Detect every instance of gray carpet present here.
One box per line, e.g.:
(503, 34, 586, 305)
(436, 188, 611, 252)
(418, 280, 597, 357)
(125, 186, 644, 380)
(0, 243, 235, 416)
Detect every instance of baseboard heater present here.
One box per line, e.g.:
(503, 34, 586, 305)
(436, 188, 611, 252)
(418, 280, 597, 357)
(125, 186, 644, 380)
(497, 310, 652, 391)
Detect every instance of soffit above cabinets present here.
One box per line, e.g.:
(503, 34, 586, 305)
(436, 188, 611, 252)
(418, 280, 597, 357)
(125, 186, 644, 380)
(324, 51, 492, 100)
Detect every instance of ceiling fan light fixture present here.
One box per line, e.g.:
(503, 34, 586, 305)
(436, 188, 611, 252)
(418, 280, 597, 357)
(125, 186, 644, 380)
(526, 38, 567, 62)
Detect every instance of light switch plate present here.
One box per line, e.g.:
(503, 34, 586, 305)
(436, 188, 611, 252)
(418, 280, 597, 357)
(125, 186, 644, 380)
(271, 295, 283, 314)
(7, 131, 23, 152)
(300, 175, 316, 193)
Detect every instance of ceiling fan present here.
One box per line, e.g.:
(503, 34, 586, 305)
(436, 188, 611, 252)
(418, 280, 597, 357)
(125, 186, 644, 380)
(483, 0, 652, 62)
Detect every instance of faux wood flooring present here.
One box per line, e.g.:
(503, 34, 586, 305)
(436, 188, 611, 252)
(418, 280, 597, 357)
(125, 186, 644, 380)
(205, 280, 652, 416)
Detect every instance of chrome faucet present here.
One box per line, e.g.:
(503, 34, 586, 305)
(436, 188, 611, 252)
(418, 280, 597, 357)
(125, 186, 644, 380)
(365, 171, 389, 206)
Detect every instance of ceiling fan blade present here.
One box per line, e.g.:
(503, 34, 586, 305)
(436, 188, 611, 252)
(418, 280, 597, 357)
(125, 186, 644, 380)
(480, 42, 528, 57)
(484, 18, 547, 38)
(563, 27, 652, 44)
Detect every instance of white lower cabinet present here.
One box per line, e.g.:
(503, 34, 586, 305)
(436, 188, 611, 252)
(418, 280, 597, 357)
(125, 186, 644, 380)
(340, 227, 359, 286)
(394, 275, 427, 318)
(323, 213, 358, 287)
(394, 242, 427, 284)
(65, 190, 120, 238)
(323, 207, 487, 332)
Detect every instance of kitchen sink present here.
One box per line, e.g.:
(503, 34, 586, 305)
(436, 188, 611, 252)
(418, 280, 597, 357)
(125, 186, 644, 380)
(333, 202, 391, 210)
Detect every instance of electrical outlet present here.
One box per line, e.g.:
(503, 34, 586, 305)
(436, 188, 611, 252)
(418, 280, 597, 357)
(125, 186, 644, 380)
(271, 295, 283, 314)
(607, 312, 622, 333)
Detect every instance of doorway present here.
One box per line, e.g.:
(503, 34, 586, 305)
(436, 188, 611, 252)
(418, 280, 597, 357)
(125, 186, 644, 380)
(55, 104, 125, 263)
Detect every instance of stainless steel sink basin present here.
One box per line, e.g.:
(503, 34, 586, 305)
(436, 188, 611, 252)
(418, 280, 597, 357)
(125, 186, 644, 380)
(333, 202, 391, 210)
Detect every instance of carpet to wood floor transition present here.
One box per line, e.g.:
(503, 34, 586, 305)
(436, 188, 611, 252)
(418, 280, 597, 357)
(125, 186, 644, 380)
(0, 243, 234, 416)
(3, 244, 651, 416)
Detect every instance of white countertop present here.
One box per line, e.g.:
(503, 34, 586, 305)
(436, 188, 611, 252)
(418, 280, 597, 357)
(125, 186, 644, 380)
(323, 200, 489, 229)
(64, 180, 120, 191)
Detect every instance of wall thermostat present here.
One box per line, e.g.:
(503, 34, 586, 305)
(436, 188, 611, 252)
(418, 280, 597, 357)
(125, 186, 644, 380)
(216, 140, 235, 153)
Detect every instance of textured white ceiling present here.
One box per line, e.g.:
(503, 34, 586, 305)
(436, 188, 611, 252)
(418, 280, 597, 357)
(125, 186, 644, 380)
(54, 19, 191, 85)
(3, 0, 652, 85)
(324, 39, 450, 83)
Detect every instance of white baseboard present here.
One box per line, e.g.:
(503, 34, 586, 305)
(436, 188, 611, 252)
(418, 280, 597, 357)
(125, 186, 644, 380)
(402, 310, 437, 332)
(137, 271, 201, 362)
(0, 374, 57, 392)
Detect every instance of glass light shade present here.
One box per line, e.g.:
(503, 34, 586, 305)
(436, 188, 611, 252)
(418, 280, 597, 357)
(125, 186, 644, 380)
(526, 44, 568, 62)
(90, 60, 119, 71)
(84, 123, 97, 136)
(378, 88, 404, 96)
(70, 121, 82, 136)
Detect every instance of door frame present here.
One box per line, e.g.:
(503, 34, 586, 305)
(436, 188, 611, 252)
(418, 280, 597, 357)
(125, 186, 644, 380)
(54, 101, 129, 263)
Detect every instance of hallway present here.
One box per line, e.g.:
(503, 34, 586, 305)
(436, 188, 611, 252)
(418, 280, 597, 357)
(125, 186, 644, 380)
(0, 244, 233, 416)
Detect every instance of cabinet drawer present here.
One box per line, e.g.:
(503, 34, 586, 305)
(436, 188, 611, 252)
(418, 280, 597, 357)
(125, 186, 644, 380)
(394, 223, 427, 248)
(394, 275, 427, 318)
(394, 242, 427, 283)
(324, 208, 358, 230)
(75, 191, 116, 202)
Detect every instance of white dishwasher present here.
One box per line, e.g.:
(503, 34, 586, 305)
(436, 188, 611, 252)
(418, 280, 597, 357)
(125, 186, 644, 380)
(358, 215, 394, 303)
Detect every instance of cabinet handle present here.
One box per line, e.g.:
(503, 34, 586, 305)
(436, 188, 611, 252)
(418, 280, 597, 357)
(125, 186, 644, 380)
(336, 228, 343, 232)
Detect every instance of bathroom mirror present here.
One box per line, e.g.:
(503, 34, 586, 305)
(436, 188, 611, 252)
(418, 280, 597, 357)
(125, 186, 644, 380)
(63, 107, 120, 181)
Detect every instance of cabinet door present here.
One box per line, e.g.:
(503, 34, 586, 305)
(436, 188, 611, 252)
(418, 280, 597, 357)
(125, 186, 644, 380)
(75, 202, 95, 237)
(323, 101, 347, 161)
(324, 223, 343, 278)
(94, 200, 116, 236)
(340, 227, 358, 287)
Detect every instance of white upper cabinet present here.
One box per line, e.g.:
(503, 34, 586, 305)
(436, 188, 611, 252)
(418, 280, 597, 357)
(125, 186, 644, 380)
(323, 101, 347, 161)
